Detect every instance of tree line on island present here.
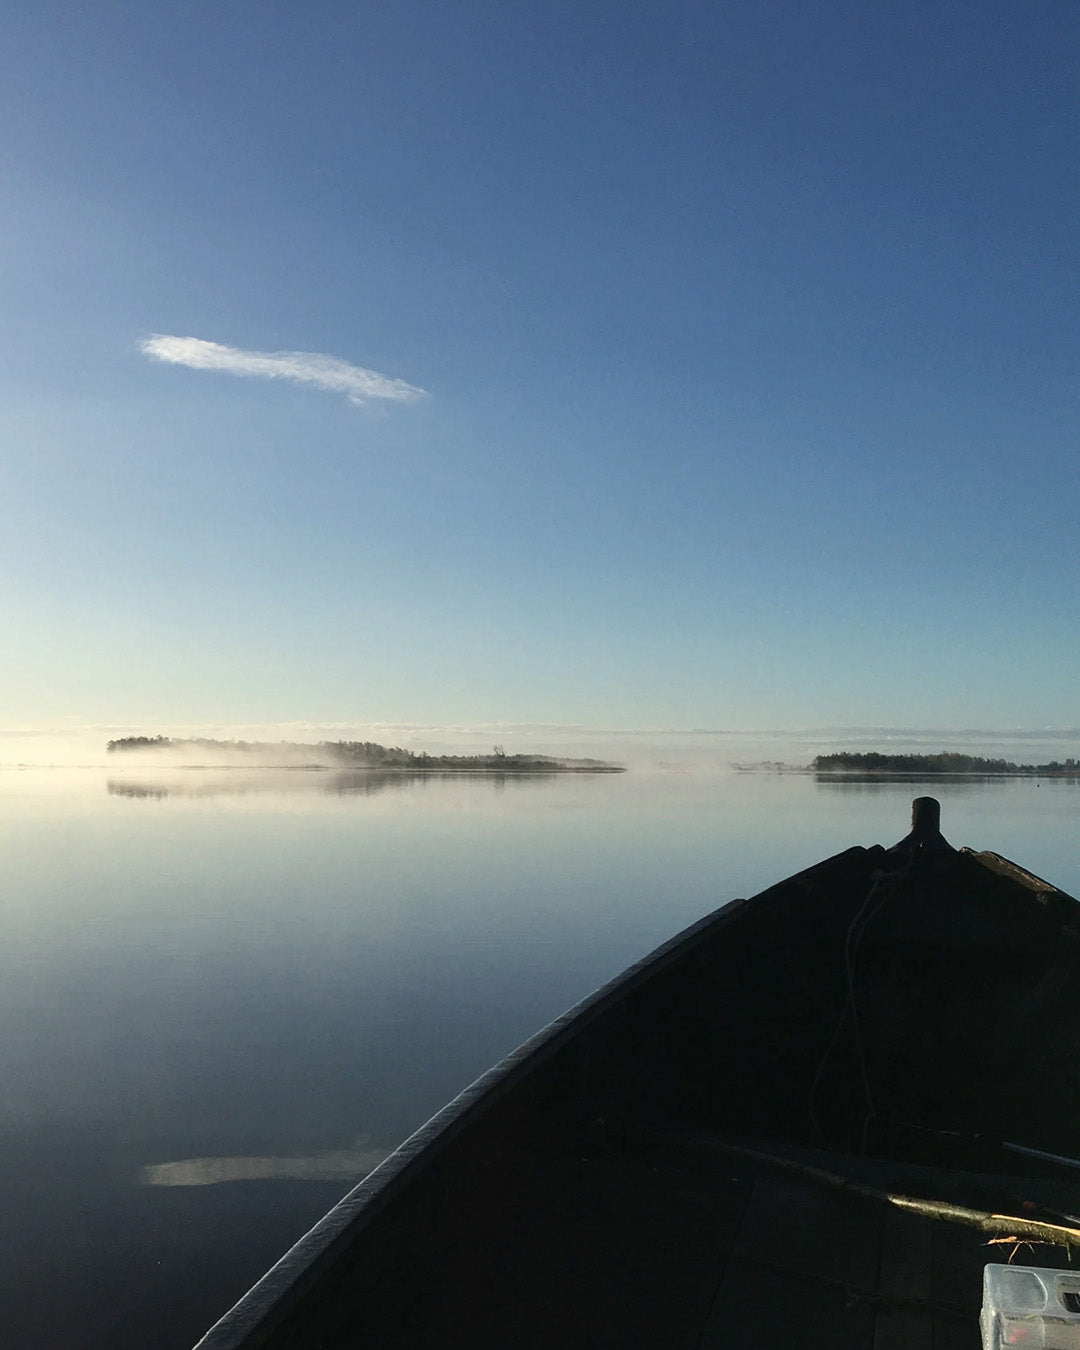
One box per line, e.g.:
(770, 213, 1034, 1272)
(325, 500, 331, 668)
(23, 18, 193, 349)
(814, 751, 1080, 776)
(106, 736, 622, 773)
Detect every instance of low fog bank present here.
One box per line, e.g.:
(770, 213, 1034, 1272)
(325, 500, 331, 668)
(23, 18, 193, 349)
(6, 724, 1080, 773)
(104, 736, 619, 773)
(106, 736, 362, 769)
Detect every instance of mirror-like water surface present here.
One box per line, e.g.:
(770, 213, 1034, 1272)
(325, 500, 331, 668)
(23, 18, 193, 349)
(3, 767, 1079, 1348)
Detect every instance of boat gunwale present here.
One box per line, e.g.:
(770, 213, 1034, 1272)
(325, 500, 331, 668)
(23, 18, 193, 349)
(190, 872, 800, 1349)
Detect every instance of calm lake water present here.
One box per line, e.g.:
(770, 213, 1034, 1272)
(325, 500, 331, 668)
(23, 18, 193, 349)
(3, 765, 1080, 1348)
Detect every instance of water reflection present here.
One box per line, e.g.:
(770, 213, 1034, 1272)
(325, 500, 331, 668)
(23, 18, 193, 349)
(107, 769, 559, 799)
(812, 773, 1028, 794)
(815, 772, 1080, 787)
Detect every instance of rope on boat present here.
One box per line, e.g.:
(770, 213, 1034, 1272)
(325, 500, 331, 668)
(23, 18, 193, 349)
(807, 860, 909, 1143)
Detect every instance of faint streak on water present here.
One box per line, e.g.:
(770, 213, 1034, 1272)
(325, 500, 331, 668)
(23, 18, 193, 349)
(140, 1147, 388, 1187)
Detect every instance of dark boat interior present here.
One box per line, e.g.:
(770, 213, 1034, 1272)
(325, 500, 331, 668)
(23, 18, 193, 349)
(199, 804, 1080, 1349)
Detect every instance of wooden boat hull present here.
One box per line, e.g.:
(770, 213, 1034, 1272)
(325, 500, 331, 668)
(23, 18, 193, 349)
(194, 821, 1080, 1348)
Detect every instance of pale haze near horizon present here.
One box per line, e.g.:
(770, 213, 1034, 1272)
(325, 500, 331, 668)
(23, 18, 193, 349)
(4, 4, 1079, 734)
(6, 724, 1080, 774)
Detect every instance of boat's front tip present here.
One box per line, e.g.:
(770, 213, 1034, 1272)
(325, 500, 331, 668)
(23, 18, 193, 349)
(891, 795, 953, 852)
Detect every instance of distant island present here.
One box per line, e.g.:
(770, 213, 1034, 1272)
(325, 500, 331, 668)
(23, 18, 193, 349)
(813, 752, 1080, 776)
(106, 736, 623, 773)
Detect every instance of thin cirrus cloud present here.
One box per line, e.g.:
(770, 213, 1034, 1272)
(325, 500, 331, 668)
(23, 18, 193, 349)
(140, 334, 428, 405)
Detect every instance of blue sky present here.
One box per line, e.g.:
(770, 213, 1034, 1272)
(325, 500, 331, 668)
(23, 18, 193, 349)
(4, 1, 1080, 740)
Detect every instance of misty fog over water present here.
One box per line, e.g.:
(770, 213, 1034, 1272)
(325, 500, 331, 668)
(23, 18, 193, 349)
(2, 760, 1080, 1347)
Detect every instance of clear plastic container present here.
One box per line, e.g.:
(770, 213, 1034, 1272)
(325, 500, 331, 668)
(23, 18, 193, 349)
(982, 1265, 1080, 1350)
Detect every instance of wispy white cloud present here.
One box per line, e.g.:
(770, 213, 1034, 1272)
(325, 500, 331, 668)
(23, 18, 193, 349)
(140, 334, 428, 405)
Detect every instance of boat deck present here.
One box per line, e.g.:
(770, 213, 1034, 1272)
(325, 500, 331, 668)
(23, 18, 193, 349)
(271, 1130, 1077, 1347)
